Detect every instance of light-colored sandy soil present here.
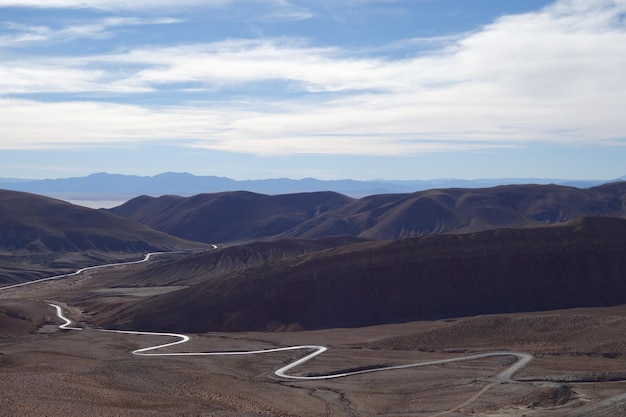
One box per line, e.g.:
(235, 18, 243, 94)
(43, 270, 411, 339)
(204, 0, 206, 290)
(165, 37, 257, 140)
(1, 264, 626, 416)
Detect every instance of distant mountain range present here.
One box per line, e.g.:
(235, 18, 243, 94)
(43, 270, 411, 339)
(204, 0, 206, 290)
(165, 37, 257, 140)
(2, 172, 625, 201)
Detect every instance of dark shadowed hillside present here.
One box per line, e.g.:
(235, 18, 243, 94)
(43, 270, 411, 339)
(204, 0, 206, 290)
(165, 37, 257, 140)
(0, 259, 49, 283)
(83, 236, 372, 288)
(71, 236, 371, 321)
(107, 182, 626, 243)
(98, 216, 626, 332)
(107, 191, 353, 242)
(0, 189, 208, 283)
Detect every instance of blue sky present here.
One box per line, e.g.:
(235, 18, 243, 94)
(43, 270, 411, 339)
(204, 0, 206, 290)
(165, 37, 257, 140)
(0, 0, 625, 180)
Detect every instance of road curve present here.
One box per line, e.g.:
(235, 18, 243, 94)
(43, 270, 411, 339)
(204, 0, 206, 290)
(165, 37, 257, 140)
(48, 303, 82, 331)
(48, 303, 531, 382)
(2, 251, 532, 383)
(0, 252, 163, 291)
(0, 246, 218, 291)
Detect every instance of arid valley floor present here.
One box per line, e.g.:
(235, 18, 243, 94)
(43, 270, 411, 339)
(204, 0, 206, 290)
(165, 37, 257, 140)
(2, 260, 626, 417)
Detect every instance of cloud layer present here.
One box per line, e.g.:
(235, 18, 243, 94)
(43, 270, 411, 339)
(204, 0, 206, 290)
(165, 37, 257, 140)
(0, 0, 232, 10)
(1, 0, 625, 156)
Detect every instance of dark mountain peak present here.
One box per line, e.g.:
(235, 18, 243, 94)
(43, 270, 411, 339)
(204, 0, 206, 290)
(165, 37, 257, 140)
(109, 190, 355, 243)
(107, 182, 626, 244)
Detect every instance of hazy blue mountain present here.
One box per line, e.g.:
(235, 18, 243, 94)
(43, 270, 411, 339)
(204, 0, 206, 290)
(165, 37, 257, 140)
(0, 172, 622, 199)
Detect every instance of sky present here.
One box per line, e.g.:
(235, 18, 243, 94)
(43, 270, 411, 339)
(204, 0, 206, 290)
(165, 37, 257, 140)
(0, 0, 625, 181)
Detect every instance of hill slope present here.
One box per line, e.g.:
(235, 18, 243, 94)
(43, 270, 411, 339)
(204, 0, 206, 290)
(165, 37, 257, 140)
(99, 216, 626, 332)
(108, 182, 626, 243)
(108, 191, 353, 243)
(0, 189, 207, 283)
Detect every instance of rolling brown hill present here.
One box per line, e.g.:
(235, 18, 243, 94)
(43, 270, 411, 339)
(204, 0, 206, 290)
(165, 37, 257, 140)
(107, 182, 626, 243)
(96, 216, 626, 332)
(0, 189, 208, 284)
(106, 191, 352, 243)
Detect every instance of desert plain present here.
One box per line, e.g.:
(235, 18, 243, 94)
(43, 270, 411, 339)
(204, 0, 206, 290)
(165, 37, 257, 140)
(1, 259, 626, 417)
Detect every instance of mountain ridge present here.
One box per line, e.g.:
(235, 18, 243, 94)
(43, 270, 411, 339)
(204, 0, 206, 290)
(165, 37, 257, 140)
(1, 172, 623, 199)
(107, 182, 626, 243)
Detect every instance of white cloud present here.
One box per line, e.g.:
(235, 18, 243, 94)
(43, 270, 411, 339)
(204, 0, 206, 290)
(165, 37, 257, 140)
(0, 0, 231, 11)
(110, 40, 398, 93)
(0, 17, 181, 46)
(0, 98, 511, 155)
(0, 0, 309, 16)
(1, 0, 626, 156)
(0, 66, 108, 94)
(0, 99, 227, 147)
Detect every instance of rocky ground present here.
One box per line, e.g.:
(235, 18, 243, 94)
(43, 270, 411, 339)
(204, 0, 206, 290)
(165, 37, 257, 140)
(1, 262, 626, 416)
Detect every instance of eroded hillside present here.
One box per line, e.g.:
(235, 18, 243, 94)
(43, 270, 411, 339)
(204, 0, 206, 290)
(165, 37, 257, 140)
(94, 216, 626, 332)
(107, 182, 626, 243)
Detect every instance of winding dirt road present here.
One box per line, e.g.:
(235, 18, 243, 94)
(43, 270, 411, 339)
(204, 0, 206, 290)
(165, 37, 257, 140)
(4, 251, 535, 415)
(47, 303, 534, 382)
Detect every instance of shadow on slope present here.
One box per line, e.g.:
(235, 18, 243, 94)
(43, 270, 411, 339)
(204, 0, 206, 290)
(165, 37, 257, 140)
(107, 182, 626, 243)
(71, 236, 371, 322)
(99, 216, 626, 332)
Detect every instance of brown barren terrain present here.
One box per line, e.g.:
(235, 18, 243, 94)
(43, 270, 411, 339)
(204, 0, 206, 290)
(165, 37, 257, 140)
(2, 247, 626, 416)
(2, 186, 626, 416)
(88, 217, 626, 333)
(107, 182, 626, 242)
